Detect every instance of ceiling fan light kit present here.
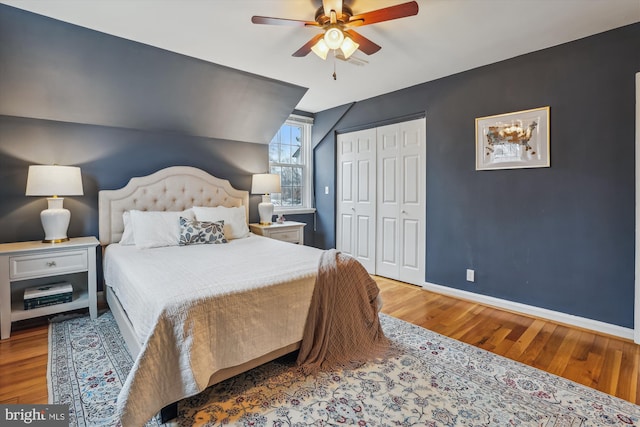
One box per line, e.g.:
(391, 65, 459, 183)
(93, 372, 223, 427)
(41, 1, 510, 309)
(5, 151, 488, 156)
(252, 1, 419, 63)
(311, 38, 330, 60)
(323, 26, 344, 50)
(338, 36, 359, 59)
(311, 32, 359, 60)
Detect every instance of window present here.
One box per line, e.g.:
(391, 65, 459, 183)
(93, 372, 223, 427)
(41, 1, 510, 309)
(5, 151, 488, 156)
(269, 115, 314, 213)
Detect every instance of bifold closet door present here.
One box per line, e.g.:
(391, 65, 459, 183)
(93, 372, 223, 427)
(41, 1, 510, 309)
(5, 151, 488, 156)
(336, 128, 376, 273)
(376, 118, 426, 284)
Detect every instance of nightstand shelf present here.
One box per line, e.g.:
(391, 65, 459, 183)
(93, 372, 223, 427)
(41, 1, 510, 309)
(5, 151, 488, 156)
(10, 289, 89, 322)
(0, 236, 99, 339)
(249, 221, 306, 245)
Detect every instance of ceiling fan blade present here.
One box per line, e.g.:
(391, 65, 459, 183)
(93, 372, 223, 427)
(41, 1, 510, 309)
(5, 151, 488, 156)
(322, 0, 342, 17)
(344, 30, 381, 55)
(251, 15, 319, 27)
(292, 33, 325, 57)
(347, 1, 418, 27)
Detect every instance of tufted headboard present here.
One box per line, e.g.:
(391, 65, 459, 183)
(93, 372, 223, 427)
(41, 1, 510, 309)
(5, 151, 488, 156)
(98, 166, 249, 245)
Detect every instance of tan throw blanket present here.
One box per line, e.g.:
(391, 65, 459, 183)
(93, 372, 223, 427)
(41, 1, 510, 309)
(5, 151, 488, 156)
(296, 249, 389, 373)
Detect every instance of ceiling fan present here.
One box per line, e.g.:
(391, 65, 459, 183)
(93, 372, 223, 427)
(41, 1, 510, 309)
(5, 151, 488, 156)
(251, 1, 419, 61)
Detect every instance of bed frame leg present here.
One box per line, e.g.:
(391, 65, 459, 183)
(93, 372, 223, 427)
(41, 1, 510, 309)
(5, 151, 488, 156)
(160, 403, 178, 423)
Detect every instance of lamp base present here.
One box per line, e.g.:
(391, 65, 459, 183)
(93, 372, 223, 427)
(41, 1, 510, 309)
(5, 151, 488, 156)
(258, 194, 274, 225)
(42, 237, 70, 244)
(41, 198, 71, 243)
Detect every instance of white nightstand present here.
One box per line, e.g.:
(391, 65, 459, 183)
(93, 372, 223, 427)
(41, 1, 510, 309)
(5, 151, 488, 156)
(0, 236, 99, 339)
(249, 221, 306, 245)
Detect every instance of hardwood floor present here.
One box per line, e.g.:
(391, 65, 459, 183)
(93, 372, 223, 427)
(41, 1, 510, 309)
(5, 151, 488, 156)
(376, 276, 640, 405)
(0, 319, 48, 404)
(1, 277, 638, 406)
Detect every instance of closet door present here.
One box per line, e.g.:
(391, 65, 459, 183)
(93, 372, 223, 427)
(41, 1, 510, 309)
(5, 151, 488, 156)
(398, 118, 426, 284)
(376, 124, 401, 278)
(375, 118, 426, 284)
(336, 128, 376, 273)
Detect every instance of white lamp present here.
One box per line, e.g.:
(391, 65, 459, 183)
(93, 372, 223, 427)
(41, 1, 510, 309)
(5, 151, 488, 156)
(251, 173, 281, 225)
(26, 165, 84, 243)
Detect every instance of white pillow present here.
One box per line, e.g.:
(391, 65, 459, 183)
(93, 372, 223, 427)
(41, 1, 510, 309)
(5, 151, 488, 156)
(130, 209, 194, 249)
(193, 206, 249, 240)
(120, 211, 136, 245)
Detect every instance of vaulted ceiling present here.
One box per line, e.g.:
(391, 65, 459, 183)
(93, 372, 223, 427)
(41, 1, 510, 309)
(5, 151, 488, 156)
(3, 0, 640, 113)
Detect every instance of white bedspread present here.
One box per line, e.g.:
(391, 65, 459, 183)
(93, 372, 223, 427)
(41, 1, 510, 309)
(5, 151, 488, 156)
(103, 235, 322, 426)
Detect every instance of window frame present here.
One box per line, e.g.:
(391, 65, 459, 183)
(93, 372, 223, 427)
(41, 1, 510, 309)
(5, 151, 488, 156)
(270, 114, 315, 214)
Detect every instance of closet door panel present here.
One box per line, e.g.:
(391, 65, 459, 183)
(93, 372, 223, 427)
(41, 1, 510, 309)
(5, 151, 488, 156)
(337, 128, 376, 273)
(339, 213, 354, 255)
(358, 160, 372, 203)
(376, 123, 400, 278)
(401, 218, 420, 270)
(398, 118, 426, 284)
(341, 161, 353, 202)
(336, 134, 356, 258)
(357, 215, 372, 259)
(354, 129, 377, 272)
(381, 216, 397, 261)
(402, 155, 420, 205)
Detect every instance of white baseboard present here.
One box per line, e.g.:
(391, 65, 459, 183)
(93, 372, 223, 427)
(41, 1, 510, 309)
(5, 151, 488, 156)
(422, 281, 635, 341)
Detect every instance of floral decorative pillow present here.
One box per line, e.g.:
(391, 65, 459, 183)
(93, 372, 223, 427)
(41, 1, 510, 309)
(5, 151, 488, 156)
(179, 217, 227, 246)
(192, 206, 249, 240)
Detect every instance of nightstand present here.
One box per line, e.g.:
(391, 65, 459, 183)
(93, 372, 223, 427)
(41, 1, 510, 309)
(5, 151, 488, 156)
(0, 236, 99, 339)
(249, 221, 306, 245)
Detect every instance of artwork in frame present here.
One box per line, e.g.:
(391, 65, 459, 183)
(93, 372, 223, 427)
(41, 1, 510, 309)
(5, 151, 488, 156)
(475, 106, 550, 170)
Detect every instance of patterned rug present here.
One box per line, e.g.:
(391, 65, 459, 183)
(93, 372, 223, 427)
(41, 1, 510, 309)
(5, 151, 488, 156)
(48, 311, 640, 426)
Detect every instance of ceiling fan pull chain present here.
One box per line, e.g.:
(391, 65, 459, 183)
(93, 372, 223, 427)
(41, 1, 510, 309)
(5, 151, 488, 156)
(333, 53, 337, 80)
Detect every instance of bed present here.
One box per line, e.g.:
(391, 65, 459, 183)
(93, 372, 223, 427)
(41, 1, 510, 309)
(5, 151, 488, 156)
(98, 166, 324, 426)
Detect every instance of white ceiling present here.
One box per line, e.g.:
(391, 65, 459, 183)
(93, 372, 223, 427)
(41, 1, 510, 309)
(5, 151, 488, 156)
(3, 0, 639, 113)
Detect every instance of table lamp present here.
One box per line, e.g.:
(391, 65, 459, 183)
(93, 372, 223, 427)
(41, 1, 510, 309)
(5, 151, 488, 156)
(251, 173, 281, 225)
(26, 165, 84, 243)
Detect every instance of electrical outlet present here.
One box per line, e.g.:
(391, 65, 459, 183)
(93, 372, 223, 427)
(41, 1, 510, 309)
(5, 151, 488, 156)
(466, 269, 475, 282)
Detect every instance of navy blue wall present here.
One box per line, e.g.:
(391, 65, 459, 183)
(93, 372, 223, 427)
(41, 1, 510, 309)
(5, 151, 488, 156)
(0, 5, 308, 245)
(313, 24, 640, 328)
(0, 5, 306, 145)
(0, 116, 269, 243)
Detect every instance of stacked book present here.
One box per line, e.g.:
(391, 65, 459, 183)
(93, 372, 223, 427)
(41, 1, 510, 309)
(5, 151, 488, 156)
(23, 282, 73, 310)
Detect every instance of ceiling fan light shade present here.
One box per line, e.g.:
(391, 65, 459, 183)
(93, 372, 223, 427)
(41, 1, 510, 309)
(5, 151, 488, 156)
(311, 38, 330, 59)
(324, 26, 344, 49)
(340, 36, 359, 59)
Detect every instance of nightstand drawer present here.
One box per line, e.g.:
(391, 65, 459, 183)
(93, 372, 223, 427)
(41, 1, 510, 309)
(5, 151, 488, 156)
(268, 229, 301, 243)
(10, 250, 88, 280)
(249, 221, 305, 245)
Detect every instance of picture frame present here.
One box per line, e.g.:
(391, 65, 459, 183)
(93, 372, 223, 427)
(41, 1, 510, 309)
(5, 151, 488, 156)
(475, 106, 550, 170)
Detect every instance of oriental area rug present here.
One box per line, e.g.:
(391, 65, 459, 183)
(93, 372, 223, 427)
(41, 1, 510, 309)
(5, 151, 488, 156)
(48, 311, 640, 426)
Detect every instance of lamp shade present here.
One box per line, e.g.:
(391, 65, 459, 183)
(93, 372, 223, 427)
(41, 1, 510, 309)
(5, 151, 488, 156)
(26, 165, 83, 196)
(251, 173, 281, 195)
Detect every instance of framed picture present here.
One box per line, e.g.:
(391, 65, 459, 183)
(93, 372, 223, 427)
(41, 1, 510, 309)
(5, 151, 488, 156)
(475, 106, 550, 170)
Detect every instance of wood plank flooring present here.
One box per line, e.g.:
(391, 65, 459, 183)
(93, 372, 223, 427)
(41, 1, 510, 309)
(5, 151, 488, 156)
(376, 276, 640, 405)
(1, 277, 638, 406)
